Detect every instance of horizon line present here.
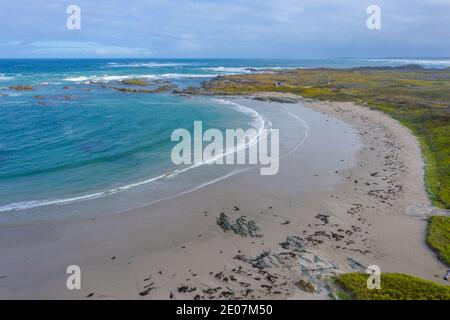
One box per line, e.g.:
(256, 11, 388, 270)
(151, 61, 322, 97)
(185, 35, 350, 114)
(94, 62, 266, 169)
(0, 56, 449, 60)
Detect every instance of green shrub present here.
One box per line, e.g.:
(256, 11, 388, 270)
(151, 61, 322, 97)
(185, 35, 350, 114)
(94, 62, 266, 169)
(334, 273, 450, 300)
(427, 215, 450, 266)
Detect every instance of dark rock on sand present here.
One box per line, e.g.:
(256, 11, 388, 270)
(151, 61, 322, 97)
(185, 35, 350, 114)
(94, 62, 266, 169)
(216, 213, 262, 238)
(295, 279, 316, 294)
(139, 282, 155, 296)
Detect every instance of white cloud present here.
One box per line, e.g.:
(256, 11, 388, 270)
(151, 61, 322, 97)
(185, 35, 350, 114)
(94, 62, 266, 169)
(0, 0, 448, 58)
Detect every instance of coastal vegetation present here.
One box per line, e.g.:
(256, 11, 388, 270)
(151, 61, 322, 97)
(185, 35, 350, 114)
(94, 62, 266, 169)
(333, 273, 450, 300)
(427, 215, 450, 265)
(120, 79, 150, 86)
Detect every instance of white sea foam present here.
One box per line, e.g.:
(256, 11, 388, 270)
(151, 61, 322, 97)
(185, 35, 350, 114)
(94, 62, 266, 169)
(159, 73, 220, 79)
(100, 75, 160, 81)
(64, 76, 91, 82)
(213, 99, 265, 132)
(165, 99, 268, 179)
(64, 73, 217, 83)
(0, 74, 13, 81)
(64, 74, 160, 83)
(0, 173, 168, 212)
(200, 67, 255, 73)
(200, 66, 297, 73)
(360, 58, 450, 68)
(107, 62, 189, 68)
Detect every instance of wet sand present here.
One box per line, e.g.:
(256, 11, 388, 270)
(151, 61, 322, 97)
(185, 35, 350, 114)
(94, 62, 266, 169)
(0, 94, 446, 299)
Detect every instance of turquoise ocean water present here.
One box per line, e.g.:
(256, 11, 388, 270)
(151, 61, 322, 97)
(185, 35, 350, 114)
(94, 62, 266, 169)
(0, 58, 449, 221)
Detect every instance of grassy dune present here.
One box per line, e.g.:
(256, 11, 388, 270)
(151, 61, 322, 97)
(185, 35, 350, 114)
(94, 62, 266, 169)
(334, 273, 450, 300)
(428, 215, 450, 265)
(190, 66, 450, 266)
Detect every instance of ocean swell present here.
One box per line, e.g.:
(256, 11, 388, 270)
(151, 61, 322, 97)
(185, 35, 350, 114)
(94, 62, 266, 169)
(0, 99, 268, 213)
(64, 73, 220, 83)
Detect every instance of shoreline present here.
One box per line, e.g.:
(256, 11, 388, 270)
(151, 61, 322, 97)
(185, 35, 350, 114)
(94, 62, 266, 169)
(0, 96, 270, 223)
(0, 97, 266, 219)
(0, 94, 447, 299)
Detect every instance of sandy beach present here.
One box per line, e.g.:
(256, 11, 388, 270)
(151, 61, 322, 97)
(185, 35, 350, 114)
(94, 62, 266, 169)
(0, 94, 447, 299)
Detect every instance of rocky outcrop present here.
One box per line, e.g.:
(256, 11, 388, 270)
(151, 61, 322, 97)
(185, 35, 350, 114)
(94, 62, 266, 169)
(216, 213, 262, 238)
(9, 85, 33, 91)
(120, 79, 150, 86)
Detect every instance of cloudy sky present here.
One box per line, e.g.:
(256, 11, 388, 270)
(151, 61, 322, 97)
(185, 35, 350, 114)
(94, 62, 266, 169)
(0, 0, 449, 58)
